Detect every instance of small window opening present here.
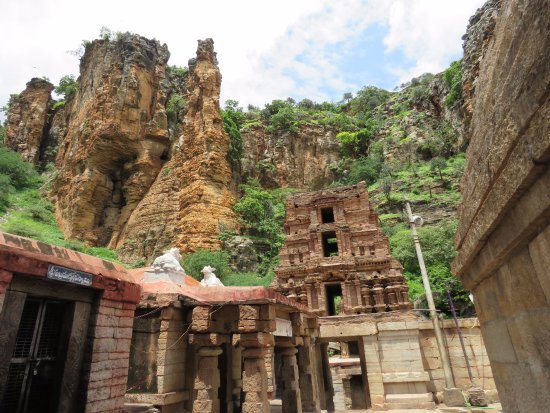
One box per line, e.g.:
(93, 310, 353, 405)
(369, 245, 375, 256)
(322, 231, 339, 257)
(326, 283, 343, 315)
(321, 207, 335, 223)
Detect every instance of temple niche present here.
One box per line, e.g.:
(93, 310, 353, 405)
(274, 181, 411, 316)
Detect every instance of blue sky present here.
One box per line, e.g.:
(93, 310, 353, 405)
(0, 0, 485, 119)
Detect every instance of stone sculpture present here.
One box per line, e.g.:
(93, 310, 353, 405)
(143, 248, 186, 285)
(200, 265, 224, 287)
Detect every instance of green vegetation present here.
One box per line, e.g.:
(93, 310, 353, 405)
(166, 94, 187, 125)
(389, 219, 471, 315)
(234, 180, 295, 276)
(443, 60, 462, 107)
(221, 101, 245, 168)
(182, 249, 232, 281)
(52, 74, 78, 109)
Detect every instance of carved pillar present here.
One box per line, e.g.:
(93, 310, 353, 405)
(281, 347, 302, 413)
(239, 331, 274, 413)
(193, 346, 223, 413)
(372, 282, 385, 312)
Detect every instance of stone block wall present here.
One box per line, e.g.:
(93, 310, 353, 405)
(452, 0, 550, 411)
(418, 319, 498, 402)
(83, 298, 136, 413)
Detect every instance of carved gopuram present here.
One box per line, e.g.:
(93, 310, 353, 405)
(274, 181, 412, 316)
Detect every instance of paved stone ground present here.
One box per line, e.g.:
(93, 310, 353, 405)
(269, 399, 502, 413)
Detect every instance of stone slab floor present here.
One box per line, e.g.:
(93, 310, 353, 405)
(269, 399, 502, 413)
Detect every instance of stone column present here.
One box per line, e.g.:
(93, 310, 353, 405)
(280, 347, 302, 413)
(242, 347, 270, 413)
(297, 337, 321, 412)
(193, 346, 223, 413)
(331, 370, 346, 411)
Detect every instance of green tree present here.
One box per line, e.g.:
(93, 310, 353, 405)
(443, 60, 462, 107)
(349, 86, 392, 115)
(55, 75, 78, 99)
(182, 250, 231, 281)
(430, 157, 447, 182)
(221, 109, 243, 168)
(389, 220, 472, 315)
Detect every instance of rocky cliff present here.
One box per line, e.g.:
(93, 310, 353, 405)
(240, 123, 340, 190)
(51, 34, 173, 247)
(117, 39, 238, 261)
(5, 78, 54, 164)
(461, 0, 502, 132)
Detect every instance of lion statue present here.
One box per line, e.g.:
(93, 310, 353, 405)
(200, 265, 224, 287)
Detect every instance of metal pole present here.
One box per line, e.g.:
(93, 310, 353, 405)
(446, 286, 475, 385)
(405, 201, 455, 388)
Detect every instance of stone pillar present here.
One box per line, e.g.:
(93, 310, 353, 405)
(280, 347, 302, 413)
(193, 346, 223, 413)
(331, 370, 346, 411)
(242, 347, 270, 413)
(360, 335, 385, 410)
(297, 337, 321, 413)
(238, 332, 274, 413)
(342, 376, 352, 410)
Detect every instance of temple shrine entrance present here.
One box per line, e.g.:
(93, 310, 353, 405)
(0, 298, 69, 413)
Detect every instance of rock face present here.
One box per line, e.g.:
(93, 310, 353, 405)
(5, 78, 54, 164)
(461, 0, 502, 131)
(51, 34, 173, 246)
(452, 0, 550, 411)
(117, 39, 238, 261)
(240, 123, 340, 190)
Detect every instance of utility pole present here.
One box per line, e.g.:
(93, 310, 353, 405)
(405, 201, 455, 389)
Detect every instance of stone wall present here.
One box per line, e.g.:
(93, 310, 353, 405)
(82, 298, 136, 412)
(418, 319, 498, 402)
(452, 0, 550, 411)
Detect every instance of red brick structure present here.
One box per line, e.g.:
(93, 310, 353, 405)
(0, 232, 141, 413)
(274, 182, 411, 316)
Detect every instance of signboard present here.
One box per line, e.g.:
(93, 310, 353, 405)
(274, 318, 293, 337)
(47, 265, 93, 287)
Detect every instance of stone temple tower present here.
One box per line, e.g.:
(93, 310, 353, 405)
(274, 182, 411, 316)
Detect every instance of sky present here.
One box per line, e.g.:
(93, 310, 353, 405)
(0, 0, 485, 118)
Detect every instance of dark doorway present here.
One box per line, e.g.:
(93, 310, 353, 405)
(321, 207, 335, 223)
(322, 232, 339, 257)
(0, 298, 69, 413)
(348, 341, 360, 357)
(325, 284, 343, 316)
(218, 344, 228, 413)
(350, 375, 368, 409)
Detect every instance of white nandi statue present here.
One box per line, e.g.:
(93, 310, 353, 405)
(144, 248, 186, 285)
(200, 265, 224, 287)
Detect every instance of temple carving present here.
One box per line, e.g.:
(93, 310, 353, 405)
(274, 182, 412, 316)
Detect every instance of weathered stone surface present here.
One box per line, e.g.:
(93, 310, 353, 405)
(453, 0, 550, 411)
(117, 38, 238, 261)
(223, 235, 258, 272)
(5, 78, 54, 164)
(461, 0, 502, 133)
(240, 123, 340, 190)
(51, 34, 173, 247)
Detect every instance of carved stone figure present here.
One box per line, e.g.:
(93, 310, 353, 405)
(200, 266, 224, 287)
(143, 248, 186, 285)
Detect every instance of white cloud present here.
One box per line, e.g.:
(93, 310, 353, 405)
(0, 0, 487, 120)
(383, 0, 486, 84)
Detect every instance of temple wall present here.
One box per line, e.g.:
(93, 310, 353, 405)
(452, 0, 550, 411)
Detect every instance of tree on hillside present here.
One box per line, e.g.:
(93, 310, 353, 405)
(349, 86, 391, 115)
